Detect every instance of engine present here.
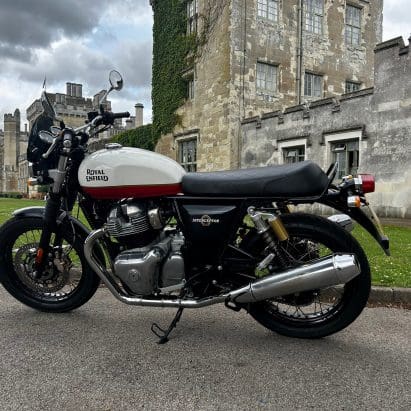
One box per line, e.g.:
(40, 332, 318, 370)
(106, 201, 185, 296)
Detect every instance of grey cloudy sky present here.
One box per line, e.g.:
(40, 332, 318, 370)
(0, 0, 409, 130)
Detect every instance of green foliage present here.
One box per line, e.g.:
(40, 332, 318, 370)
(0, 192, 23, 199)
(112, 124, 155, 151)
(152, 0, 190, 143)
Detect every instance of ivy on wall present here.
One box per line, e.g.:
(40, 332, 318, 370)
(112, 124, 155, 151)
(151, 0, 189, 143)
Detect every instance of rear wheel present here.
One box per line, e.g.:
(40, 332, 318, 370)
(0, 217, 100, 312)
(241, 213, 371, 338)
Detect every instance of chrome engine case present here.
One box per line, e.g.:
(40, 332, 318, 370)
(113, 232, 185, 296)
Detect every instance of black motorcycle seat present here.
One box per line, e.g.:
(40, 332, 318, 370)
(182, 161, 329, 198)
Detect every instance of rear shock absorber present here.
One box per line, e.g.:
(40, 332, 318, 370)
(247, 207, 289, 269)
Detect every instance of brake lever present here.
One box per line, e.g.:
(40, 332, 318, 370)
(42, 137, 60, 159)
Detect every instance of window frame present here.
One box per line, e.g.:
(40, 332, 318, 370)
(187, 0, 198, 35)
(278, 138, 308, 165)
(256, 61, 279, 96)
(305, 0, 324, 35)
(345, 4, 362, 46)
(178, 136, 198, 172)
(331, 140, 359, 179)
(257, 0, 279, 22)
(345, 80, 361, 93)
(283, 146, 306, 164)
(304, 72, 323, 98)
(324, 129, 363, 180)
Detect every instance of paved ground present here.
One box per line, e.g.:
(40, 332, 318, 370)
(0, 288, 410, 411)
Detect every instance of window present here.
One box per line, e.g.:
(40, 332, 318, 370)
(179, 138, 197, 172)
(257, 0, 279, 22)
(332, 140, 359, 179)
(345, 81, 361, 93)
(345, 5, 361, 46)
(257, 62, 278, 95)
(187, 0, 198, 35)
(305, 0, 323, 34)
(187, 78, 195, 100)
(283, 146, 305, 164)
(304, 72, 322, 98)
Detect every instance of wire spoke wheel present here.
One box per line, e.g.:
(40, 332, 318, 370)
(0, 217, 100, 312)
(241, 213, 371, 339)
(12, 228, 83, 301)
(261, 237, 345, 323)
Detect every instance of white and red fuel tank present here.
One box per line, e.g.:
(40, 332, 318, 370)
(78, 145, 186, 199)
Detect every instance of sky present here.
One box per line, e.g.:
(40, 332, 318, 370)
(0, 0, 410, 131)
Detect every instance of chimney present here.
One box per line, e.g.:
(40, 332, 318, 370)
(125, 118, 133, 130)
(135, 103, 144, 128)
(75, 84, 82, 98)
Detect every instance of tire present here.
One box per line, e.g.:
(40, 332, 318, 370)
(241, 213, 371, 339)
(0, 217, 100, 312)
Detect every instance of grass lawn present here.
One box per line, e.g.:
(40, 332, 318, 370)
(0, 198, 410, 288)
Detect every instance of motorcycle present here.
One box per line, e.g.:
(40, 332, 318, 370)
(0, 71, 390, 344)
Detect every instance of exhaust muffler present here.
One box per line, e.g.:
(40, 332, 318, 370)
(228, 254, 360, 304)
(84, 229, 360, 308)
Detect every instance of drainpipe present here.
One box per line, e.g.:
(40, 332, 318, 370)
(238, 0, 247, 169)
(296, 0, 304, 104)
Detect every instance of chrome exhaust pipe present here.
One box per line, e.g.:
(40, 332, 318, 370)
(84, 229, 361, 309)
(228, 254, 361, 304)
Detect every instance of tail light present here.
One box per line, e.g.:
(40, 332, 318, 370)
(359, 174, 375, 193)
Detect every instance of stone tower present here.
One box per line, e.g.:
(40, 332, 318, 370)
(2, 109, 20, 192)
(135, 103, 144, 128)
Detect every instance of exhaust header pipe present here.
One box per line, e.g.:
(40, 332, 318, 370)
(84, 229, 361, 309)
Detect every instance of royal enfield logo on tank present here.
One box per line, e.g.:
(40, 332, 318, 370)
(85, 169, 109, 182)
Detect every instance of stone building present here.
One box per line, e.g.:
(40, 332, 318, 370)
(26, 82, 113, 130)
(241, 37, 411, 218)
(154, 0, 383, 171)
(0, 110, 29, 193)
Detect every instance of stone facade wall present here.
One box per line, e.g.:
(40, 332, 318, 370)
(155, 0, 232, 171)
(154, 0, 382, 171)
(231, 0, 382, 118)
(241, 37, 411, 218)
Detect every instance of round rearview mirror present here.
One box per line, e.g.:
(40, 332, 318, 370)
(50, 126, 61, 136)
(41, 91, 56, 119)
(109, 70, 123, 91)
(39, 130, 55, 145)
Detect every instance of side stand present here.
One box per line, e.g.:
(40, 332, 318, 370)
(151, 307, 184, 344)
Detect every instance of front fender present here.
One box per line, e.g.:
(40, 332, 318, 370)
(13, 206, 91, 241)
(13, 206, 106, 267)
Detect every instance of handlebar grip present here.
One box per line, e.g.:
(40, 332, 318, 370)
(113, 112, 130, 119)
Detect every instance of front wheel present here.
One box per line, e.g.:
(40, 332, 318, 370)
(0, 217, 100, 312)
(241, 213, 371, 339)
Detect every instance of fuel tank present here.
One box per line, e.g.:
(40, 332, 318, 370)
(78, 146, 186, 199)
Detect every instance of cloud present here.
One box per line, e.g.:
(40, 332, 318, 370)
(0, 0, 113, 63)
(383, 0, 411, 40)
(0, 1, 153, 130)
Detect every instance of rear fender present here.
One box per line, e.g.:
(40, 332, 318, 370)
(319, 198, 390, 256)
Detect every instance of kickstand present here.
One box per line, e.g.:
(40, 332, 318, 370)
(151, 307, 184, 344)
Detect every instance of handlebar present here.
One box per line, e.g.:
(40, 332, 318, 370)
(112, 111, 130, 119)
